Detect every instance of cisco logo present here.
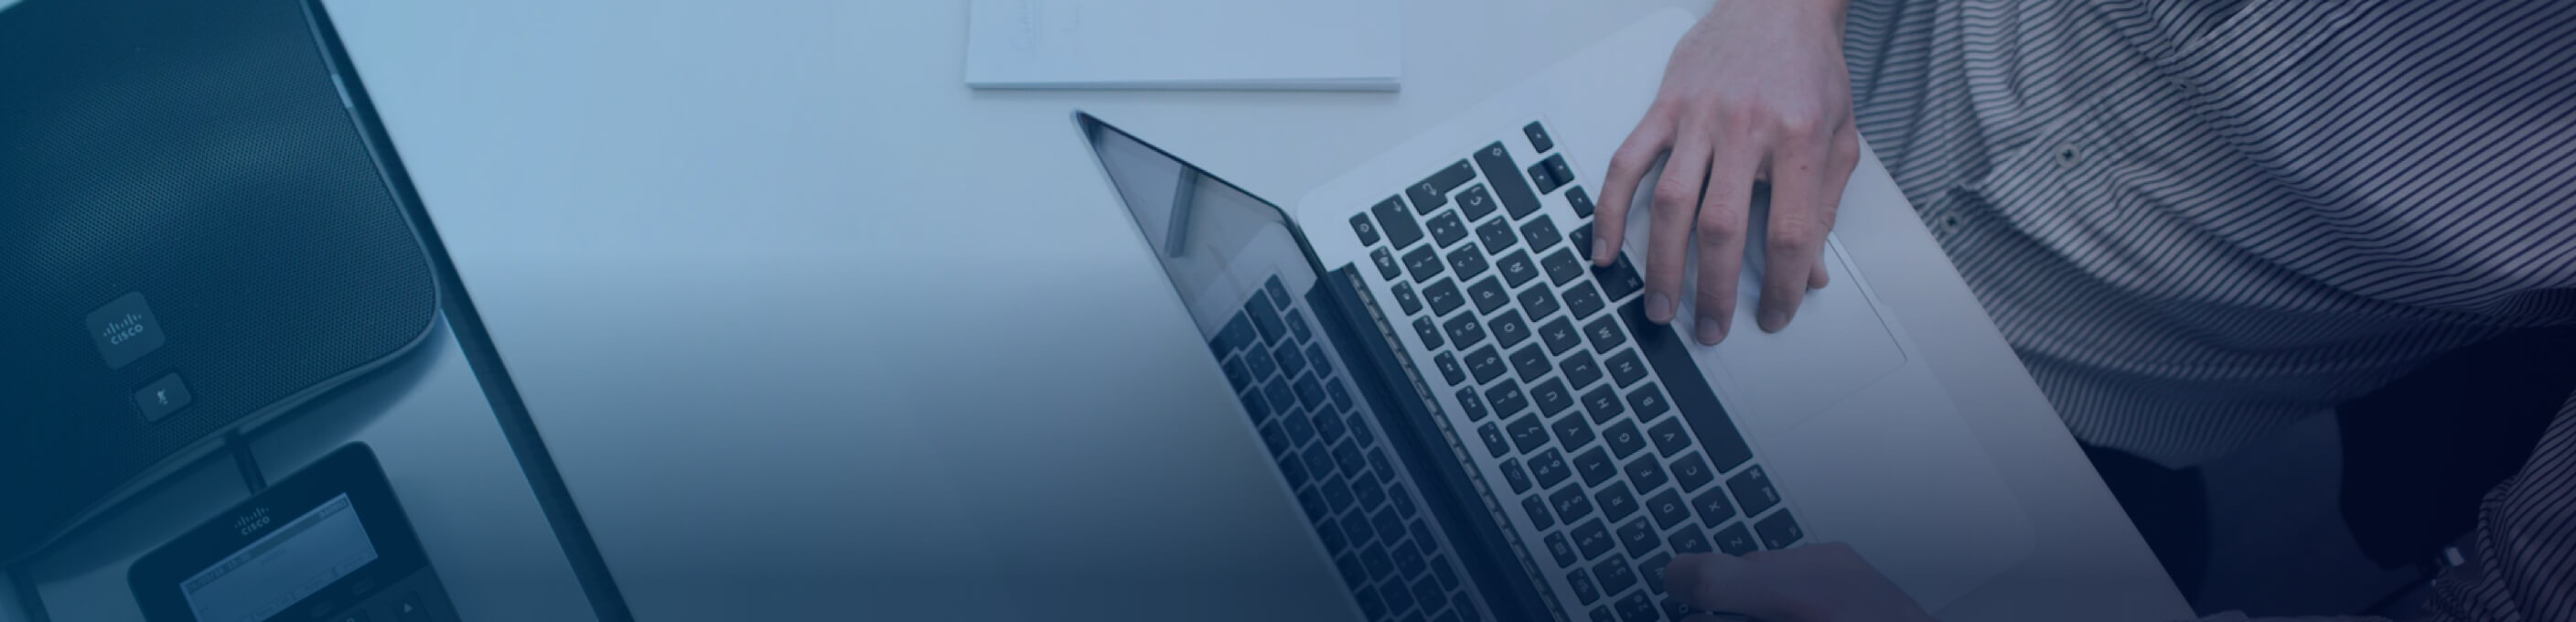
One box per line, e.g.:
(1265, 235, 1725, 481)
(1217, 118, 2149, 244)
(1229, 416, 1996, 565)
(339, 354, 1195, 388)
(84, 291, 167, 369)
(235, 507, 272, 536)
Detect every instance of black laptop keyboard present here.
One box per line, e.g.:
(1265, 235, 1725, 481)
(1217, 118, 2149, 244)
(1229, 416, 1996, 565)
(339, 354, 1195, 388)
(1214, 275, 1483, 622)
(1349, 122, 1805, 622)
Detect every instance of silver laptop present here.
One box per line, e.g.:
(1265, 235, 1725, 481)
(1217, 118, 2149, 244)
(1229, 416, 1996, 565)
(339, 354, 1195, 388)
(1076, 9, 2166, 622)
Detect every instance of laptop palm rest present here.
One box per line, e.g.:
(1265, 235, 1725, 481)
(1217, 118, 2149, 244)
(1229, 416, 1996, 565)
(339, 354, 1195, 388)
(1617, 177, 1908, 434)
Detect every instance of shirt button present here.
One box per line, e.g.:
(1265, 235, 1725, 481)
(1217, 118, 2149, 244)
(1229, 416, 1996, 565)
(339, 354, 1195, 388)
(2055, 144, 2084, 166)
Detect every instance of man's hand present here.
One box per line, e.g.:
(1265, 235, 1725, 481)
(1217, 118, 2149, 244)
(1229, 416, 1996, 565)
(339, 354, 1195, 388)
(1595, 0, 1862, 345)
(1664, 543, 1936, 622)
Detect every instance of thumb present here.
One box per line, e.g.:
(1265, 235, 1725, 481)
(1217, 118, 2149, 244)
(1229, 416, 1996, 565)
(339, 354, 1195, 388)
(1666, 552, 1809, 622)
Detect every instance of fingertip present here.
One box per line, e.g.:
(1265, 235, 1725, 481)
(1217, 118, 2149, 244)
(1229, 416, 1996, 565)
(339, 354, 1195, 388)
(1757, 306, 1791, 333)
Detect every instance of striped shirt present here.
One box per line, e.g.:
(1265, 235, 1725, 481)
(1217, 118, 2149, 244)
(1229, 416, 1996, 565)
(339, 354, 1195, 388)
(1837, 0, 2576, 618)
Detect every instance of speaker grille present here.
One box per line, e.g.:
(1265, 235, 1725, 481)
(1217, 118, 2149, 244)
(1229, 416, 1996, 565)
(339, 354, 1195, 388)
(0, 0, 436, 559)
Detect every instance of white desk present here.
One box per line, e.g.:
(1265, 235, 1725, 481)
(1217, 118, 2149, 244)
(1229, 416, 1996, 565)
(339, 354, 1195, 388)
(318, 0, 2188, 619)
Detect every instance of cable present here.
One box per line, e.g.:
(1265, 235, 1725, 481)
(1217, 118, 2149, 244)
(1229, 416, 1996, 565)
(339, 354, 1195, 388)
(224, 429, 267, 493)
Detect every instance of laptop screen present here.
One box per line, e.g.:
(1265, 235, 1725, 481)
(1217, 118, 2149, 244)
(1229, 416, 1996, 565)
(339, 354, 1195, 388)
(1082, 115, 1323, 338)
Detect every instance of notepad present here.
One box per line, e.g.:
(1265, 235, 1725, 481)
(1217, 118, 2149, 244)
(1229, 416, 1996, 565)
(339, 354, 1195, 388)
(965, 0, 1401, 91)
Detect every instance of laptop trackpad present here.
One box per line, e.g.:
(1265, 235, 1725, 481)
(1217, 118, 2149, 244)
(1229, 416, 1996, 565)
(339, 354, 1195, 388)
(1624, 195, 1906, 434)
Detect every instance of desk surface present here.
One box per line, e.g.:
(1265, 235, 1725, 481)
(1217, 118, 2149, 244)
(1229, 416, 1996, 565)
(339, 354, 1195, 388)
(318, 1, 2189, 619)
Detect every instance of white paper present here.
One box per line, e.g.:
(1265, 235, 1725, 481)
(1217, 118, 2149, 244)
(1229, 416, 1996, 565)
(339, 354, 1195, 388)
(966, 0, 1400, 91)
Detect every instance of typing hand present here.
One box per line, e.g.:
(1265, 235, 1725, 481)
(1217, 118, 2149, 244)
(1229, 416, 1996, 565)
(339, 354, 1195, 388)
(1594, 0, 1861, 345)
(1665, 543, 1937, 622)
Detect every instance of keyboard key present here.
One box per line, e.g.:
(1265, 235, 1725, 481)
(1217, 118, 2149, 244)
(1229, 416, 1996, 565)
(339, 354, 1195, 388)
(1265, 275, 1292, 307)
(1522, 495, 1556, 531)
(1411, 161, 1476, 213)
(1272, 342, 1308, 380)
(1551, 484, 1598, 523)
(1351, 212, 1383, 245)
(1411, 574, 1446, 615)
(1595, 256, 1646, 301)
(1423, 279, 1465, 316)
(1456, 185, 1498, 221)
(1521, 217, 1562, 252)
(1605, 350, 1648, 386)
(1372, 196, 1424, 249)
(1455, 386, 1490, 421)
(1413, 316, 1445, 349)
(1309, 344, 1336, 381)
(1391, 282, 1422, 315)
(1540, 316, 1582, 355)
(1647, 418, 1692, 456)
(1473, 142, 1545, 220)
(1467, 278, 1511, 315)
(1405, 246, 1446, 282)
(1616, 591, 1658, 622)
(1259, 420, 1291, 455)
(1278, 451, 1308, 488)
(1340, 509, 1374, 546)
(1567, 186, 1596, 218)
(1314, 406, 1347, 442)
(1646, 489, 1691, 530)
(1447, 247, 1490, 280)
(1356, 581, 1388, 618)
(1603, 418, 1647, 458)
(1216, 312, 1257, 355)
(1591, 606, 1618, 622)
(1246, 291, 1286, 343)
(1546, 531, 1582, 567)
(1530, 160, 1563, 195)
(1427, 211, 1469, 248)
(1562, 352, 1605, 389)
(1507, 413, 1551, 454)
(1550, 412, 1597, 451)
(1661, 596, 1693, 620)
(1321, 476, 1356, 512)
(1368, 448, 1396, 482)
(1221, 358, 1253, 391)
(1508, 344, 1550, 382)
(1582, 385, 1626, 424)
(1598, 486, 1642, 524)
(1336, 552, 1368, 590)
(1269, 381, 1300, 421)
(1594, 553, 1640, 596)
(1499, 458, 1532, 493)
(1692, 488, 1738, 527)
(1298, 486, 1331, 521)
(1465, 346, 1508, 383)
(1492, 312, 1533, 350)
(1542, 249, 1587, 285)
(1476, 218, 1519, 254)
(1530, 448, 1572, 488)
(1304, 444, 1337, 479)
(1573, 446, 1618, 487)
(1714, 523, 1759, 555)
(1566, 567, 1603, 605)
(1669, 452, 1716, 493)
(1240, 389, 1272, 425)
(1336, 439, 1370, 475)
(1391, 482, 1418, 518)
(1443, 313, 1488, 349)
(1519, 284, 1564, 323)
(1756, 510, 1805, 550)
(1544, 156, 1576, 192)
(1728, 466, 1782, 515)
(1570, 223, 1595, 262)
(1564, 283, 1607, 319)
(1294, 375, 1326, 411)
(1486, 381, 1530, 419)
(1381, 575, 1417, 615)
(1524, 121, 1555, 153)
(1372, 247, 1403, 280)
(1623, 455, 1669, 494)
(1497, 252, 1540, 287)
(1361, 542, 1397, 580)
(1477, 422, 1512, 457)
(1433, 556, 1461, 590)
(1433, 352, 1465, 385)
(1572, 519, 1616, 559)
(1392, 534, 1429, 576)
(1667, 524, 1712, 553)
(1531, 378, 1574, 416)
(1627, 384, 1671, 421)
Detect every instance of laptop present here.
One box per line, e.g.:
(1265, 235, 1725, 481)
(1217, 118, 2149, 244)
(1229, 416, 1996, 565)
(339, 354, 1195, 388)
(1076, 8, 2163, 622)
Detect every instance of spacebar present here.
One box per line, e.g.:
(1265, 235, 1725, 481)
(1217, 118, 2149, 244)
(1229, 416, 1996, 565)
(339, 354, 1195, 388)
(1618, 299, 1755, 472)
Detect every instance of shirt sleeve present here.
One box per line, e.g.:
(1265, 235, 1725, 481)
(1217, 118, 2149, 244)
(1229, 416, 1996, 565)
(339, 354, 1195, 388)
(2186, 392, 2576, 622)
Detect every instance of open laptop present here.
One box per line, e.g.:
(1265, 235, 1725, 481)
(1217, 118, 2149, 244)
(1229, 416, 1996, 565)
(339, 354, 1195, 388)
(1077, 9, 2163, 622)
